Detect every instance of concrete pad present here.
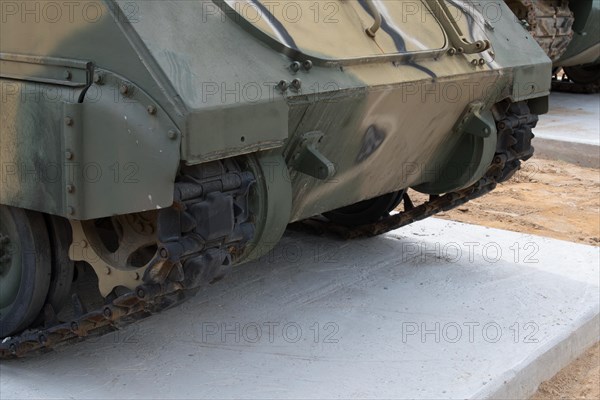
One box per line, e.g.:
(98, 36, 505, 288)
(536, 92, 599, 146)
(534, 138, 600, 169)
(535, 92, 599, 168)
(1, 219, 598, 399)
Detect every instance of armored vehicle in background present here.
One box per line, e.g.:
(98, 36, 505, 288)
(0, 0, 550, 356)
(505, 0, 600, 92)
(554, 1, 600, 93)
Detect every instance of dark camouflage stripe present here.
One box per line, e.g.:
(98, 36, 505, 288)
(251, 0, 298, 49)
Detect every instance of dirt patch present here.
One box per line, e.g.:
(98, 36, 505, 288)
(425, 156, 600, 246)
(530, 343, 600, 400)
(410, 155, 599, 399)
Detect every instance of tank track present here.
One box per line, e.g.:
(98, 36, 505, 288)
(0, 160, 256, 358)
(506, 0, 574, 62)
(507, 1, 600, 94)
(551, 74, 600, 94)
(293, 101, 537, 239)
(0, 102, 536, 359)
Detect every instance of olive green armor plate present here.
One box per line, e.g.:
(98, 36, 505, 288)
(1, 0, 550, 222)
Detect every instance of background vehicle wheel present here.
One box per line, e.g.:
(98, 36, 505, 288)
(323, 190, 405, 227)
(0, 206, 52, 337)
(563, 64, 600, 84)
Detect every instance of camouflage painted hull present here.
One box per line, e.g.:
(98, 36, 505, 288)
(1, 0, 550, 220)
(0, 0, 550, 356)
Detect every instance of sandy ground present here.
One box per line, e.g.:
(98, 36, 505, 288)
(432, 157, 600, 246)
(422, 155, 600, 399)
(531, 342, 600, 400)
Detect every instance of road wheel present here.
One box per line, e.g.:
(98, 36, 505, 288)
(564, 64, 600, 85)
(0, 206, 52, 337)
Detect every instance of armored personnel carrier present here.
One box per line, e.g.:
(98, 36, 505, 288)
(554, 1, 600, 93)
(0, 0, 550, 357)
(505, 0, 600, 92)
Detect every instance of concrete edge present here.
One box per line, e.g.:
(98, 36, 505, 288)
(475, 308, 600, 399)
(534, 138, 600, 169)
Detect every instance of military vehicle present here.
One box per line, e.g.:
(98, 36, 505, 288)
(0, 0, 550, 357)
(554, 0, 600, 93)
(505, 0, 600, 92)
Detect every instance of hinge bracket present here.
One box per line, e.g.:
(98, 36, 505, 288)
(289, 132, 336, 180)
(425, 0, 491, 54)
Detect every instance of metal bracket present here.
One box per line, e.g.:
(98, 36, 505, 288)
(454, 102, 496, 138)
(0, 52, 92, 87)
(425, 0, 490, 54)
(289, 132, 336, 180)
(364, 0, 382, 37)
